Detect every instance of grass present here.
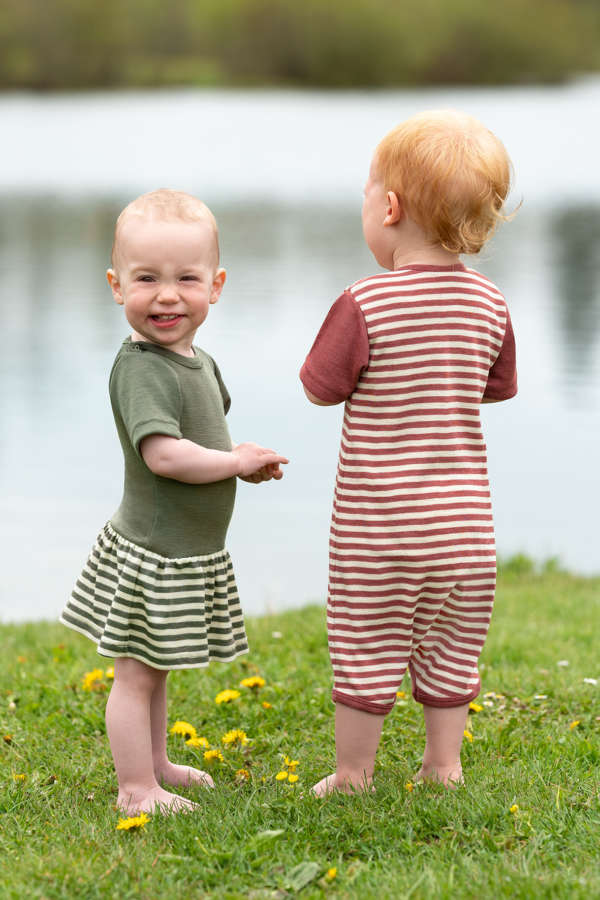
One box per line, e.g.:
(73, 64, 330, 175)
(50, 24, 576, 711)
(1, 564, 599, 899)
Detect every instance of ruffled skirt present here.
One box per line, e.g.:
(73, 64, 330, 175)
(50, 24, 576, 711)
(60, 523, 248, 670)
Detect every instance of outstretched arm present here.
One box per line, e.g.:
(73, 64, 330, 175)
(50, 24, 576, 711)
(140, 435, 288, 484)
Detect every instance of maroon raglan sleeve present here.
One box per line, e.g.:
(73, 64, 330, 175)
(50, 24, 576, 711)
(483, 308, 518, 401)
(300, 291, 370, 403)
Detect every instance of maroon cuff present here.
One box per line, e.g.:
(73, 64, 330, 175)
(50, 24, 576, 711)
(332, 689, 393, 716)
(300, 362, 347, 404)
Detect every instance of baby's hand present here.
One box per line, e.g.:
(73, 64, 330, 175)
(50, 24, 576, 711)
(232, 443, 288, 480)
(239, 461, 285, 484)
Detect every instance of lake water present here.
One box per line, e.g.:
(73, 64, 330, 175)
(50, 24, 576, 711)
(1, 81, 599, 623)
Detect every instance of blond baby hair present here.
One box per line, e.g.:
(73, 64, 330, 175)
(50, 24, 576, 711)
(376, 110, 513, 255)
(111, 188, 220, 271)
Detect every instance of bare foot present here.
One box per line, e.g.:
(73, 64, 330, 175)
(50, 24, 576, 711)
(156, 762, 214, 789)
(414, 765, 463, 789)
(311, 772, 374, 797)
(117, 784, 199, 815)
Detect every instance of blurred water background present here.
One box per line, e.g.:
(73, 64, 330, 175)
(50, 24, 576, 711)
(1, 79, 600, 622)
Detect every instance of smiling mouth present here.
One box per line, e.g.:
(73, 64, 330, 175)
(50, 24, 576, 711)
(150, 314, 184, 328)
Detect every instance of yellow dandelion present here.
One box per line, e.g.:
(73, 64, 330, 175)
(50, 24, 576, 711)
(3, 735, 13, 745)
(275, 771, 288, 781)
(204, 749, 224, 763)
(569, 720, 580, 730)
(185, 736, 209, 748)
(13, 773, 26, 782)
(221, 729, 249, 747)
(169, 720, 197, 740)
(235, 768, 250, 783)
(262, 701, 272, 709)
(105, 667, 114, 680)
(509, 804, 519, 814)
(288, 774, 299, 784)
(116, 813, 150, 831)
(17, 656, 27, 664)
(463, 730, 473, 743)
(469, 702, 483, 713)
(405, 782, 414, 792)
(215, 689, 241, 704)
(283, 756, 299, 771)
(240, 676, 266, 690)
(326, 868, 337, 881)
(81, 668, 105, 691)
(396, 690, 406, 698)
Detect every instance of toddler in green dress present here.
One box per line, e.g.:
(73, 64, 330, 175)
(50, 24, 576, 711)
(60, 189, 288, 815)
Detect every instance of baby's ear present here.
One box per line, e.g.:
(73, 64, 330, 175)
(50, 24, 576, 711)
(384, 191, 402, 227)
(106, 269, 124, 305)
(210, 267, 226, 304)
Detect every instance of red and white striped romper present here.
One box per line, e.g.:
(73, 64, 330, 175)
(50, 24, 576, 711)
(300, 264, 517, 715)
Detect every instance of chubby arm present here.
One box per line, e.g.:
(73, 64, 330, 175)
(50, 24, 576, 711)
(140, 434, 288, 484)
(303, 386, 343, 407)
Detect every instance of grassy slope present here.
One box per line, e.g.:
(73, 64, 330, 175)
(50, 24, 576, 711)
(1, 569, 599, 899)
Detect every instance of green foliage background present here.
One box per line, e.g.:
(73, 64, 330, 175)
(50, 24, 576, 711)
(2, 0, 600, 90)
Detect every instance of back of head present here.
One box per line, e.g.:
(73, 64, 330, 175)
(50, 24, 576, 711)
(111, 189, 220, 271)
(376, 110, 513, 255)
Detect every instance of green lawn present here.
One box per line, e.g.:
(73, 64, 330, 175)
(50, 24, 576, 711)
(1, 565, 599, 899)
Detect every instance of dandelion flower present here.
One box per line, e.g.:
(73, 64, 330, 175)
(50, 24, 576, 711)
(283, 756, 299, 771)
(116, 813, 150, 831)
(262, 701, 272, 709)
(221, 729, 249, 747)
(569, 720, 580, 730)
(215, 689, 241, 704)
(463, 730, 473, 743)
(81, 668, 105, 691)
(105, 667, 114, 680)
(13, 773, 26, 782)
(185, 736, 209, 749)
(275, 771, 288, 781)
(204, 749, 224, 763)
(235, 768, 250, 783)
(469, 702, 483, 713)
(240, 676, 266, 690)
(169, 721, 197, 740)
(326, 868, 337, 881)
(396, 691, 406, 699)
(17, 656, 27, 664)
(509, 804, 519, 814)
(3, 735, 12, 745)
(405, 782, 414, 792)
(288, 774, 299, 784)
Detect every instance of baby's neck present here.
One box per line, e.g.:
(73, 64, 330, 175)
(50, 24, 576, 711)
(391, 244, 461, 269)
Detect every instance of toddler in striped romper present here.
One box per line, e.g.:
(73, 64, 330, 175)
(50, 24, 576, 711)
(300, 111, 517, 794)
(61, 189, 287, 815)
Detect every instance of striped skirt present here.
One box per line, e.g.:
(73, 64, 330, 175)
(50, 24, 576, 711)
(60, 523, 248, 670)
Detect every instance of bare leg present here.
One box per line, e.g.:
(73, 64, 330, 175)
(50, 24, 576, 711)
(150, 672, 214, 789)
(105, 657, 197, 814)
(312, 703, 384, 796)
(415, 702, 470, 787)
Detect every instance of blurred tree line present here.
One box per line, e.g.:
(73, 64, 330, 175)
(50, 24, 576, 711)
(2, 0, 599, 90)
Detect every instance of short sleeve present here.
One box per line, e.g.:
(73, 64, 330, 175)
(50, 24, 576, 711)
(209, 356, 231, 414)
(300, 291, 370, 403)
(110, 350, 183, 456)
(483, 309, 518, 401)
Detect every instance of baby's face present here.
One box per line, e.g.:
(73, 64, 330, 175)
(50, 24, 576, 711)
(107, 217, 225, 356)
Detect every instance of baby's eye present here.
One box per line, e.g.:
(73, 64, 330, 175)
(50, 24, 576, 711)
(180, 275, 200, 282)
(137, 275, 155, 282)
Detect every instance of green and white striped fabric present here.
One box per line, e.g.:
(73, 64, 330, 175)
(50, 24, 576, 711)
(60, 524, 248, 670)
